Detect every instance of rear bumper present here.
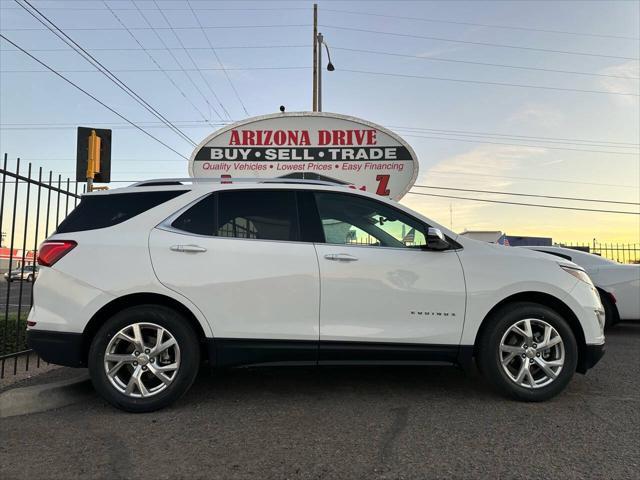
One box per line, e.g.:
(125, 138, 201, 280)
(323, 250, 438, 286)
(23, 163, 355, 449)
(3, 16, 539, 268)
(27, 330, 85, 367)
(577, 343, 605, 374)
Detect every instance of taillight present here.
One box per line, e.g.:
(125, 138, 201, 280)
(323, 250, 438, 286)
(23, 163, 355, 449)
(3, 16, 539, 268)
(37, 240, 77, 267)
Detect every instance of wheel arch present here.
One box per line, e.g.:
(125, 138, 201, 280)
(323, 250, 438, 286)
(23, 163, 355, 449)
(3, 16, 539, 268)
(595, 287, 620, 325)
(81, 292, 209, 364)
(472, 291, 590, 373)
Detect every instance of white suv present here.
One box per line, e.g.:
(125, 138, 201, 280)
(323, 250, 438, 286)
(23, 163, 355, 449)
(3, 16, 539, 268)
(27, 179, 605, 412)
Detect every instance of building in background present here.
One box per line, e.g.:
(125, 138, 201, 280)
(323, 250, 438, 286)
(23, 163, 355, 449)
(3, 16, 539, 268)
(459, 230, 552, 247)
(0, 248, 35, 273)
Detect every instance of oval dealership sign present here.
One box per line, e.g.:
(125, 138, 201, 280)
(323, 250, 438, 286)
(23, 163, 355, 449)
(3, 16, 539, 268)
(189, 112, 419, 200)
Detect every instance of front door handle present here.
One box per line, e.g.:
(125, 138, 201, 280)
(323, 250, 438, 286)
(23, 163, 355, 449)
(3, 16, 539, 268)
(324, 253, 359, 262)
(170, 244, 207, 253)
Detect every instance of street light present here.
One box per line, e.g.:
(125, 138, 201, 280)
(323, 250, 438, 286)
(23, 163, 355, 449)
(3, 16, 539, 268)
(317, 32, 334, 112)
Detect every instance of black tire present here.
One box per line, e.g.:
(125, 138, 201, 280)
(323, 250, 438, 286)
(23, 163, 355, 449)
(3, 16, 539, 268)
(26, 275, 34, 283)
(598, 290, 617, 329)
(477, 302, 578, 402)
(88, 305, 200, 413)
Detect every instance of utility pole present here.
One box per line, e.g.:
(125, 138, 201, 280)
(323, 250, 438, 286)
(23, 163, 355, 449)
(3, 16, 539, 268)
(450, 203, 453, 230)
(312, 3, 318, 112)
(317, 32, 323, 112)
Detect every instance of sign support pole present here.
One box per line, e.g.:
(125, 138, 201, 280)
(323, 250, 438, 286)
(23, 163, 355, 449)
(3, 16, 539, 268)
(312, 4, 318, 112)
(317, 33, 323, 112)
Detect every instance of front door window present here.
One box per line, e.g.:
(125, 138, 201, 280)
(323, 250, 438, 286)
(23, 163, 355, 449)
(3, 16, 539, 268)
(314, 192, 427, 248)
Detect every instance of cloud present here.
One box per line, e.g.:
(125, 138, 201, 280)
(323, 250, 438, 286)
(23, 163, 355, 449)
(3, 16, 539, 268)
(598, 60, 640, 107)
(404, 144, 547, 230)
(422, 144, 546, 182)
(508, 104, 564, 129)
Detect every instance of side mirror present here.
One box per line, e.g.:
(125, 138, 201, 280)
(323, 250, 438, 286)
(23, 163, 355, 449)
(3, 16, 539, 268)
(426, 227, 450, 251)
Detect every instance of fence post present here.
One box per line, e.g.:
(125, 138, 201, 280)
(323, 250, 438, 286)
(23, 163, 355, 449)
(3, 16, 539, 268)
(0, 159, 82, 378)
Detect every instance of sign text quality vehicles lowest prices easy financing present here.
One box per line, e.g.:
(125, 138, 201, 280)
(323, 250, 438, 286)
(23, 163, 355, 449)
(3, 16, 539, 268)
(189, 112, 419, 201)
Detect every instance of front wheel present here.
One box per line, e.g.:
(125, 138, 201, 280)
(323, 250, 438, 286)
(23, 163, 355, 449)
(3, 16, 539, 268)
(477, 302, 578, 402)
(88, 305, 200, 412)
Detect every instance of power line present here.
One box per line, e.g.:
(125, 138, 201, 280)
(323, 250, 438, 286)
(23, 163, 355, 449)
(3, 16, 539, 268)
(3, 24, 312, 32)
(322, 25, 640, 61)
(2, 120, 634, 149)
(0, 6, 309, 11)
(1, 66, 310, 73)
(129, 0, 222, 122)
(406, 191, 639, 215)
(322, 8, 640, 41)
(185, 0, 249, 117)
(0, 34, 188, 160)
(2, 118, 635, 156)
(333, 47, 640, 80)
(338, 68, 639, 98)
(0, 45, 312, 52)
(399, 132, 639, 155)
(385, 125, 639, 148)
(0, 121, 230, 130)
(18, 158, 187, 162)
(412, 185, 640, 206)
(427, 170, 640, 190)
(150, 0, 232, 121)
(14, 0, 198, 147)
(101, 0, 213, 126)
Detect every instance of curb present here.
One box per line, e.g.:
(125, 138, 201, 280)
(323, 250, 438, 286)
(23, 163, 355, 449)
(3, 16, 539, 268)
(0, 372, 93, 418)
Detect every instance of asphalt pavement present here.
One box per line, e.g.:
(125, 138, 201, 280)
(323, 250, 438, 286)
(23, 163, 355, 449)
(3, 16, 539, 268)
(0, 279, 34, 313)
(0, 323, 638, 480)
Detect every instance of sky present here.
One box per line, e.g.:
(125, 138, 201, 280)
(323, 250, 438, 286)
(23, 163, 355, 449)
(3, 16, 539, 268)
(0, 0, 639, 244)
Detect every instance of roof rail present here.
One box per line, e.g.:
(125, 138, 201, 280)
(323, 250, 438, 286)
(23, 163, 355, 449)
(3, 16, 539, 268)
(130, 177, 350, 188)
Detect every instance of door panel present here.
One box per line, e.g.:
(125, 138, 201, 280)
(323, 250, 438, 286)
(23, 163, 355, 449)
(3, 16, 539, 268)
(150, 229, 320, 341)
(310, 191, 466, 351)
(315, 244, 465, 345)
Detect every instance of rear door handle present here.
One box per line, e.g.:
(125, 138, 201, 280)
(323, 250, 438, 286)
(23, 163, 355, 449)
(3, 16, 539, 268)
(324, 253, 358, 262)
(170, 244, 207, 253)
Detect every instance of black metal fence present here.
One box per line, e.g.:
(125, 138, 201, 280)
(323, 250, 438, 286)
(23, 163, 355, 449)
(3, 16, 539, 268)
(560, 242, 640, 264)
(0, 154, 83, 378)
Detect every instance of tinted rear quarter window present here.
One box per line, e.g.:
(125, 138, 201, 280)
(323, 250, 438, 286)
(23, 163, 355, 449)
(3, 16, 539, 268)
(171, 193, 216, 235)
(56, 191, 186, 233)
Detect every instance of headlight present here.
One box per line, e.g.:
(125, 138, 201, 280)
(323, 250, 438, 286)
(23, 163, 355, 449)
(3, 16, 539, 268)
(560, 265, 594, 285)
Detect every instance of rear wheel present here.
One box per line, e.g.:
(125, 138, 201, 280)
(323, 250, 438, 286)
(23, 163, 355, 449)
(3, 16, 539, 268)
(477, 302, 578, 402)
(88, 305, 200, 412)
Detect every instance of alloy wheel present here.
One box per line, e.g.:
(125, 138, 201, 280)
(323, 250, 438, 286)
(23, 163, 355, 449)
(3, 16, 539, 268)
(499, 318, 565, 389)
(104, 322, 181, 398)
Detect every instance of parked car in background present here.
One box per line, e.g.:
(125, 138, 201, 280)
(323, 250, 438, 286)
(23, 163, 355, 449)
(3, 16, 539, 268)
(522, 246, 640, 327)
(27, 179, 605, 412)
(4, 264, 39, 282)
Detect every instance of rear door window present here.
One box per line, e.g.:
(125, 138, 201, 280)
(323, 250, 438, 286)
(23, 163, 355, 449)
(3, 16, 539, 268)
(171, 190, 300, 242)
(217, 190, 299, 241)
(56, 191, 186, 233)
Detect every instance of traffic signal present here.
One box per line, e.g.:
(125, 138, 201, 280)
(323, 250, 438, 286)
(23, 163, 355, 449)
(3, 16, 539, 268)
(76, 127, 111, 183)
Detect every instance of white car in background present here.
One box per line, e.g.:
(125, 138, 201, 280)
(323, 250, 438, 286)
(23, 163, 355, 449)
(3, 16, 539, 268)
(522, 246, 640, 327)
